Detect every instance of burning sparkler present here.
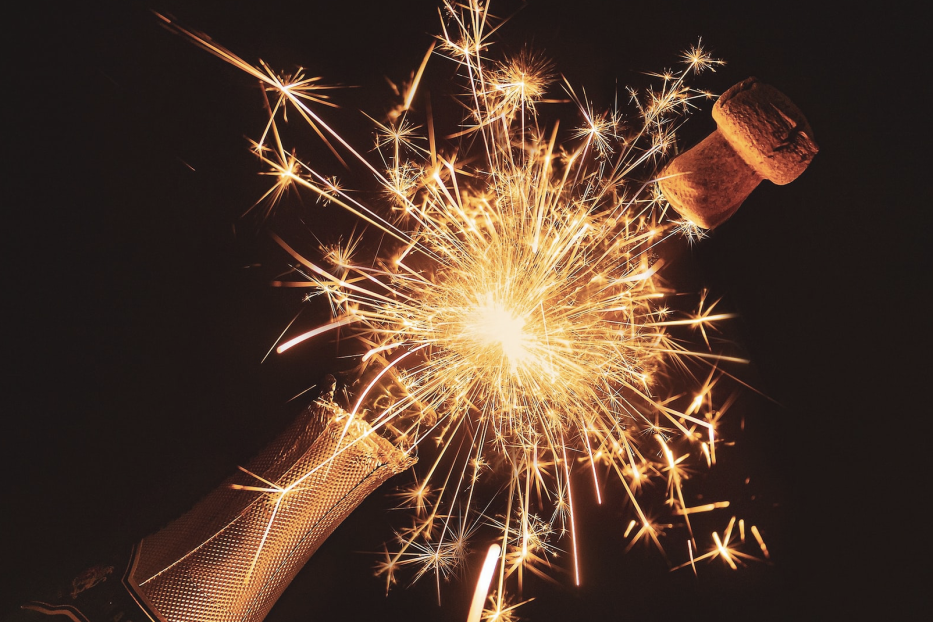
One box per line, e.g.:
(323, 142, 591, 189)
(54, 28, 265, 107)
(159, 1, 784, 617)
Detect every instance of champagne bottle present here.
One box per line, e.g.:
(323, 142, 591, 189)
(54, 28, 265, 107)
(15, 385, 414, 622)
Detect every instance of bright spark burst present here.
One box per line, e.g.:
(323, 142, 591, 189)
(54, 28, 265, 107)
(164, 0, 768, 615)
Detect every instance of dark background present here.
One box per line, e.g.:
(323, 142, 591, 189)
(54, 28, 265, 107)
(3, 1, 926, 620)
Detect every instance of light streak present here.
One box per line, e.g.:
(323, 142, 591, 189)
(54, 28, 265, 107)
(276, 314, 361, 353)
(562, 444, 581, 586)
(674, 501, 731, 515)
(351, 344, 429, 416)
(751, 525, 770, 559)
(467, 544, 502, 622)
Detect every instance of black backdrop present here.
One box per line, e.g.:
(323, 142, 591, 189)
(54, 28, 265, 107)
(3, 1, 926, 620)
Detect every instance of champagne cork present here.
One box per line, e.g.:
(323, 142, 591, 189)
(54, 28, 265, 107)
(659, 77, 818, 229)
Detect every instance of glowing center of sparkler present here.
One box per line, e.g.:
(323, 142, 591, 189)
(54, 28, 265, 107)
(472, 300, 530, 367)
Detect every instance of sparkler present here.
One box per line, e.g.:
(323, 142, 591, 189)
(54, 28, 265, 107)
(161, 0, 775, 617)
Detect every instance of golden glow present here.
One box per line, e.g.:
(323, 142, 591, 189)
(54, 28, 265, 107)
(466, 296, 532, 371)
(164, 0, 767, 614)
